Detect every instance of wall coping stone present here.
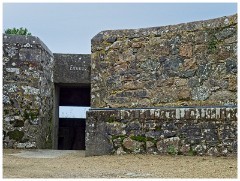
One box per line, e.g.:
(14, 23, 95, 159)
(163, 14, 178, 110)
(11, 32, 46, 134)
(3, 34, 53, 56)
(91, 14, 237, 45)
(90, 105, 237, 111)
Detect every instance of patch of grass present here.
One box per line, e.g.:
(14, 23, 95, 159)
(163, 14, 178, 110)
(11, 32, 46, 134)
(106, 116, 116, 123)
(155, 125, 162, 131)
(23, 110, 38, 120)
(188, 147, 197, 156)
(7, 130, 24, 141)
(146, 137, 157, 144)
(130, 135, 147, 142)
(3, 109, 9, 115)
(207, 37, 217, 53)
(112, 135, 126, 142)
(167, 145, 177, 155)
(206, 28, 222, 54)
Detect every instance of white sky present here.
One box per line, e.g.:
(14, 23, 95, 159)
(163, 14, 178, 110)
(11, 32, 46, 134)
(59, 106, 90, 118)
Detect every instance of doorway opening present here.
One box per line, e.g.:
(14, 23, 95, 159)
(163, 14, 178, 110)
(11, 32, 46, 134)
(54, 85, 90, 150)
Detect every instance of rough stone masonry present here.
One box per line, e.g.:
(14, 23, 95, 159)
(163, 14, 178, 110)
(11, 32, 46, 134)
(3, 35, 54, 149)
(87, 14, 237, 156)
(2, 14, 238, 156)
(91, 14, 237, 108)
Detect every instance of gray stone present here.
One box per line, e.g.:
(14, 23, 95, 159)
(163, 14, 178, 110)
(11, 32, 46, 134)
(226, 59, 237, 74)
(215, 27, 236, 41)
(122, 138, 144, 153)
(146, 141, 157, 153)
(193, 144, 207, 156)
(179, 144, 191, 155)
(3, 95, 10, 104)
(207, 147, 219, 156)
(197, 64, 211, 80)
(145, 131, 162, 139)
(5, 47, 18, 58)
(3, 34, 54, 149)
(21, 86, 39, 95)
(209, 90, 236, 103)
(106, 36, 117, 43)
(179, 69, 196, 78)
(15, 142, 26, 149)
(126, 122, 141, 132)
(86, 117, 114, 156)
(19, 48, 41, 61)
(116, 147, 126, 155)
(156, 137, 180, 154)
(191, 86, 210, 101)
(53, 54, 91, 84)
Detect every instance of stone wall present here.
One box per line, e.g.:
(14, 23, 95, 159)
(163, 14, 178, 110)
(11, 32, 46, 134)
(91, 14, 237, 108)
(3, 34, 54, 149)
(2, 14, 238, 156)
(86, 14, 237, 156)
(86, 106, 237, 156)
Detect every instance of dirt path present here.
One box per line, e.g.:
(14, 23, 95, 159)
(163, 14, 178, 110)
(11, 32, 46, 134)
(3, 149, 237, 178)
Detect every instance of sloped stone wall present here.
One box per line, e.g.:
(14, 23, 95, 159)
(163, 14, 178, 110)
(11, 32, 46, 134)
(3, 34, 54, 148)
(91, 14, 237, 108)
(86, 106, 237, 156)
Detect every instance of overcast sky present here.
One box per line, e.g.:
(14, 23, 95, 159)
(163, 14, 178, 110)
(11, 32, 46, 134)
(3, 3, 237, 54)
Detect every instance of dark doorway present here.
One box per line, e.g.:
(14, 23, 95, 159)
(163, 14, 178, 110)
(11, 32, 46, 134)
(59, 87, 90, 106)
(57, 86, 90, 150)
(58, 118, 86, 150)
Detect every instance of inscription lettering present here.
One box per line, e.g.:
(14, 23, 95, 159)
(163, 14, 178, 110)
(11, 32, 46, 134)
(69, 65, 86, 71)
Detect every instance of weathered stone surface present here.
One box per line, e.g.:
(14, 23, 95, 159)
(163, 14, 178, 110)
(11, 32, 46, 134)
(53, 54, 91, 84)
(179, 44, 193, 58)
(209, 90, 236, 104)
(178, 88, 191, 100)
(85, 119, 114, 156)
(123, 138, 144, 153)
(156, 137, 180, 154)
(91, 14, 237, 108)
(191, 86, 210, 101)
(193, 144, 207, 156)
(116, 147, 126, 155)
(179, 144, 191, 155)
(228, 75, 237, 91)
(86, 107, 237, 156)
(225, 59, 237, 74)
(3, 34, 54, 149)
(3, 14, 238, 158)
(146, 141, 157, 154)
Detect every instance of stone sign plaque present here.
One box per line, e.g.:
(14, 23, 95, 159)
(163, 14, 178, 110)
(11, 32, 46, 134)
(53, 54, 91, 84)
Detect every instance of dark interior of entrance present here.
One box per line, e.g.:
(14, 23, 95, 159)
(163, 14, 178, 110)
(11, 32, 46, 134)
(58, 86, 90, 150)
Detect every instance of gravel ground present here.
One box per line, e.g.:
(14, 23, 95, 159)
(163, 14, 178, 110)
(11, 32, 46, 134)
(3, 149, 237, 178)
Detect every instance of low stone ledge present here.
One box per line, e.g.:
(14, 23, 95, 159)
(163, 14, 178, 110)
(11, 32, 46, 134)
(86, 106, 237, 156)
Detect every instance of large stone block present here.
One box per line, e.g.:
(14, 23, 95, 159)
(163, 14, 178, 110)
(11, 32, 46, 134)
(53, 54, 91, 84)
